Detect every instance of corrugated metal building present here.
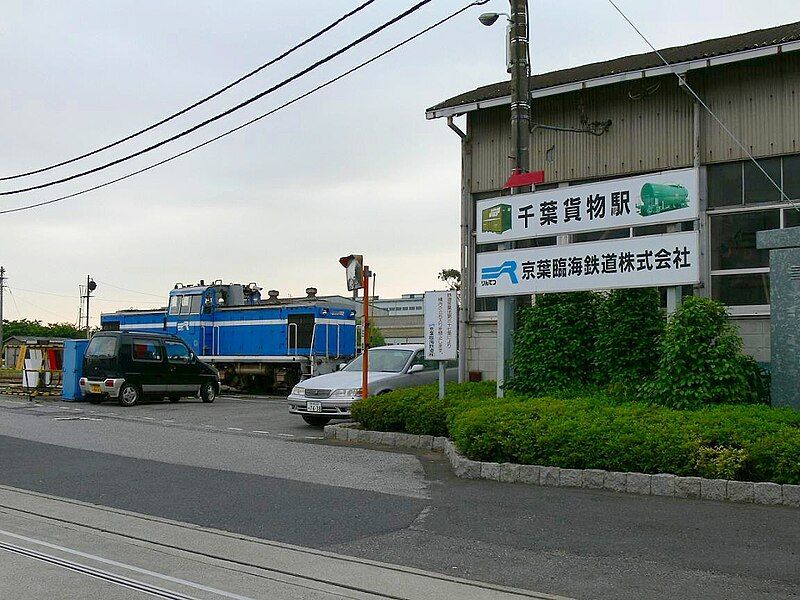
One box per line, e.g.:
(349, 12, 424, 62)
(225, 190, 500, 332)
(427, 21, 800, 381)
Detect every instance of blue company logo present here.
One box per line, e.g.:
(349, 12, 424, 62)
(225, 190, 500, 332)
(481, 260, 519, 284)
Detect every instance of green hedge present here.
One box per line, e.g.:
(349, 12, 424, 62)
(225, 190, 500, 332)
(351, 383, 800, 484)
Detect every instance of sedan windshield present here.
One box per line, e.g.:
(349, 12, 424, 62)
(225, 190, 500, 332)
(342, 349, 413, 373)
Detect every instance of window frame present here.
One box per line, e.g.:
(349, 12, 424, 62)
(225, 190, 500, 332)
(164, 340, 193, 364)
(131, 338, 164, 363)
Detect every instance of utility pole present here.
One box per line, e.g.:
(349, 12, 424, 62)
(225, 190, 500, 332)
(361, 266, 371, 399)
(84, 276, 96, 338)
(496, 0, 531, 397)
(0, 266, 5, 365)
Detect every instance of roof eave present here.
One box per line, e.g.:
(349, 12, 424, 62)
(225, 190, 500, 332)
(426, 39, 800, 120)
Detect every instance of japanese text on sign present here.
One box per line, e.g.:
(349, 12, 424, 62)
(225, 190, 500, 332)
(476, 168, 699, 244)
(423, 291, 458, 361)
(476, 231, 700, 297)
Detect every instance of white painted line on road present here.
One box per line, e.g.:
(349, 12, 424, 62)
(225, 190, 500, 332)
(140, 416, 155, 420)
(226, 427, 243, 431)
(277, 433, 294, 438)
(162, 419, 175, 423)
(304, 436, 323, 440)
(251, 431, 270, 434)
(0, 529, 260, 600)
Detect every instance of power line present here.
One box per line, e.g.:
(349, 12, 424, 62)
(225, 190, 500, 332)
(0, 0, 378, 182)
(0, 0, 433, 197)
(6, 288, 66, 319)
(606, 0, 793, 206)
(0, 1, 489, 216)
(94, 280, 164, 298)
(9, 286, 162, 304)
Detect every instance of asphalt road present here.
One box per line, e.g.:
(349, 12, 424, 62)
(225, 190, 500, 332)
(0, 394, 798, 600)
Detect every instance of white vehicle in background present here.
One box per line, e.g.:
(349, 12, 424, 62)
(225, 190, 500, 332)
(287, 344, 457, 426)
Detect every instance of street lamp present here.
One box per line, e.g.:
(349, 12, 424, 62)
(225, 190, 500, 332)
(477, 12, 510, 26)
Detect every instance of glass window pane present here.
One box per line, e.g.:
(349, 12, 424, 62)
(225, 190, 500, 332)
(189, 295, 202, 314)
(707, 162, 742, 208)
(744, 157, 782, 203)
(515, 236, 556, 248)
(132, 339, 162, 361)
(785, 207, 800, 228)
(784, 154, 800, 201)
(179, 295, 192, 315)
(166, 341, 191, 363)
(710, 210, 779, 270)
(475, 296, 497, 312)
(712, 274, 770, 306)
(573, 227, 629, 243)
(168, 295, 180, 315)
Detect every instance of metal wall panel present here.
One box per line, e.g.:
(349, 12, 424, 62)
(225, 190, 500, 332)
(467, 52, 800, 193)
(700, 53, 800, 162)
(469, 76, 694, 192)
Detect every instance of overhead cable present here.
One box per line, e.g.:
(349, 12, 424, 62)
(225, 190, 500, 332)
(607, 0, 793, 205)
(0, 0, 378, 181)
(1, 1, 490, 215)
(0, 0, 433, 196)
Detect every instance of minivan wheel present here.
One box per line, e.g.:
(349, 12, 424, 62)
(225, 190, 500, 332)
(118, 384, 140, 407)
(200, 382, 217, 403)
(302, 415, 331, 427)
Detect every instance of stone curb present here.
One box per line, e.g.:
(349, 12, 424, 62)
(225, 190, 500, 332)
(323, 423, 800, 508)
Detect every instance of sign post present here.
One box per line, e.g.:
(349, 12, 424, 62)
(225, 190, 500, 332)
(340, 255, 369, 399)
(423, 291, 458, 399)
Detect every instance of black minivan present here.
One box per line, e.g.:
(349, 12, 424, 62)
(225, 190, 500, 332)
(80, 331, 220, 407)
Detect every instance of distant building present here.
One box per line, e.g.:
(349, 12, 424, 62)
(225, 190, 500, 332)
(373, 293, 424, 315)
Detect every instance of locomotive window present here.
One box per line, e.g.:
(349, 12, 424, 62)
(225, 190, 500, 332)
(168, 295, 180, 315)
(179, 295, 192, 315)
(189, 295, 202, 314)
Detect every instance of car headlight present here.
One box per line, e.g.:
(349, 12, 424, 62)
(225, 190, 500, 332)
(291, 386, 305, 396)
(332, 388, 361, 398)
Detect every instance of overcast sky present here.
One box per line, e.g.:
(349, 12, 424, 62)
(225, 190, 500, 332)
(2, 0, 798, 325)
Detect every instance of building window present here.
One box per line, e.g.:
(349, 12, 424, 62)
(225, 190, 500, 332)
(708, 154, 800, 309)
(710, 210, 778, 271)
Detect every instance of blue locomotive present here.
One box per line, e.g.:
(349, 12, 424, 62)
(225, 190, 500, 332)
(100, 280, 356, 391)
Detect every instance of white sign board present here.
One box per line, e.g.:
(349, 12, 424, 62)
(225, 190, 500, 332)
(476, 167, 699, 244)
(423, 291, 458, 360)
(476, 231, 700, 297)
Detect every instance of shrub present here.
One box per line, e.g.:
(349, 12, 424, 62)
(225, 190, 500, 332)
(639, 297, 759, 409)
(352, 382, 800, 484)
(594, 288, 665, 385)
(506, 292, 599, 395)
(449, 393, 800, 484)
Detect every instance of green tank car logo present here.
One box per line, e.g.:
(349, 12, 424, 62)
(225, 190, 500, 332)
(482, 203, 512, 234)
(637, 183, 689, 216)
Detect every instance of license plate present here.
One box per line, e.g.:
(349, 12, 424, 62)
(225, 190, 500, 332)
(90, 384, 101, 393)
(306, 401, 322, 413)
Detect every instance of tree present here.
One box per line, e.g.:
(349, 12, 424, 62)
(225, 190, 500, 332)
(368, 322, 386, 348)
(438, 268, 461, 291)
(2, 319, 84, 342)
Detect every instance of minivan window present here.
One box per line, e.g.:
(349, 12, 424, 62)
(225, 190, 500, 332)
(86, 336, 117, 358)
(165, 341, 192, 364)
(132, 339, 162, 362)
(168, 295, 180, 315)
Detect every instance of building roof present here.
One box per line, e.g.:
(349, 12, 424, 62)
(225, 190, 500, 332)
(427, 20, 800, 117)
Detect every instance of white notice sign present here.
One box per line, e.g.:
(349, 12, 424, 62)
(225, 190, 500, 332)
(423, 291, 458, 360)
(476, 167, 699, 244)
(476, 231, 700, 297)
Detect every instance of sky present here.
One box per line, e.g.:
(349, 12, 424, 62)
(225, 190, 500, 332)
(1, 0, 798, 325)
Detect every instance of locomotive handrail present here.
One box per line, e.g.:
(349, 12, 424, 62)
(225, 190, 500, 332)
(287, 323, 298, 355)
